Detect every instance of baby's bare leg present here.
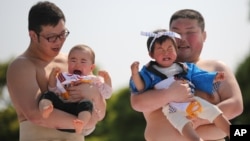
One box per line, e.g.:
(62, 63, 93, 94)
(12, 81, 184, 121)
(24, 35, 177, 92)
(40, 67, 60, 118)
(73, 100, 93, 134)
(39, 99, 53, 118)
(182, 122, 203, 141)
(213, 114, 231, 139)
(73, 111, 91, 134)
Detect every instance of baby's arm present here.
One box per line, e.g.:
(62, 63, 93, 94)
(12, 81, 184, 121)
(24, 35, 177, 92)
(97, 71, 113, 99)
(48, 68, 70, 99)
(130, 61, 145, 91)
(48, 67, 61, 94)
(189, 63, 224, 95)
(48, 67, 60, 89)
(98, 70, 112, 87)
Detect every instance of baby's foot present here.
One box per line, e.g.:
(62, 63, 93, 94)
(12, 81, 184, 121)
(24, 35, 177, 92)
(73, 119, 84, 134)
(41, 104, 53, 118)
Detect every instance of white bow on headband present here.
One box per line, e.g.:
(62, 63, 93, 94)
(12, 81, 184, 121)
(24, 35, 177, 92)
(141, 31, 181, 52)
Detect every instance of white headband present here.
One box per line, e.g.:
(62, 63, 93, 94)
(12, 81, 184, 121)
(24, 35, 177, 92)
(141, 31, 181, 52)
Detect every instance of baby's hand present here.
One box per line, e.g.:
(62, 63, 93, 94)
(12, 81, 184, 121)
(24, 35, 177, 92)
(131, 61, 140, 75)
(48, 67, 61, 88)
(98, 70, 112, 87)
(214, 71, 225, 82)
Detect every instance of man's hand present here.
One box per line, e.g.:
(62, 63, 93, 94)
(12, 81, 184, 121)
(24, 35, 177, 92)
(66, 83, 99, 102)
(168, 80, 194, 103)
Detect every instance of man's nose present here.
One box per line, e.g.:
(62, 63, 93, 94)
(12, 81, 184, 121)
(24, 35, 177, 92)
(176, 38, 186, 47)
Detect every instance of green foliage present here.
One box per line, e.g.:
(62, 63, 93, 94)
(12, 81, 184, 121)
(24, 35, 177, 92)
(0, 61, 8, 99)
(0, 106, 19, 141)
(86, 87, 146, 141)
(0, 61, 8, 87)
(231, 54, 250, 124)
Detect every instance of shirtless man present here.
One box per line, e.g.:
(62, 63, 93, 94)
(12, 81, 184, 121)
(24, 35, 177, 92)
(7, 1, 106, 141)
(130, 9, 243, 141)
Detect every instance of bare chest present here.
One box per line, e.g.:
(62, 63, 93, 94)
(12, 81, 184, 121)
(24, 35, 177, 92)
(36, 62, 67, 93)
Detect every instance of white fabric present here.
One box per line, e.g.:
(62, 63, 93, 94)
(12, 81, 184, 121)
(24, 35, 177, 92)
(49, 72, 112, 99)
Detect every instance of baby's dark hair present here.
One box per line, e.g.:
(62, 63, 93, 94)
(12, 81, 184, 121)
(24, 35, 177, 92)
(147, 29, 178, 53)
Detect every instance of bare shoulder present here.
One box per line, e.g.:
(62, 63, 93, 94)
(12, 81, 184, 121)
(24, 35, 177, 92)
(7, 55, 38, 89)
(8, 55, 36, 76)
(196, 59, 230, 72)
(55, 52, 68, 62)
(195, 59, 239, 102)
(53, 52, 68, 70)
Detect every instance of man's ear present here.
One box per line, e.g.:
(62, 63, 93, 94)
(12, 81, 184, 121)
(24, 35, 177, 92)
(202, 31, 207, 42)
(29, 30, 38, 41)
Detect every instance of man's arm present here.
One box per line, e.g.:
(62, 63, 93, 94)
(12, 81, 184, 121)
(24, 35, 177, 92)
(215, 61, 243, 119)
(130, 61, 145, 91)
(196, 60, 243, 120)
(130, 80, 194, 113)
(7, 58, 78, 129)
(194, 60, 243, 140)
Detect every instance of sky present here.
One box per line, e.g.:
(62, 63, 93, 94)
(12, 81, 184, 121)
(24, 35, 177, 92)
(1, 0, 250, 91)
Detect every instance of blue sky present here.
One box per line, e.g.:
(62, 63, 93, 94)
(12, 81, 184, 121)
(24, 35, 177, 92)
(1, 0, 250, 91)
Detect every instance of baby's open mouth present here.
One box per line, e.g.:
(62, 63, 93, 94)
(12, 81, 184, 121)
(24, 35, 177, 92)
(73, 70, 82, 75)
